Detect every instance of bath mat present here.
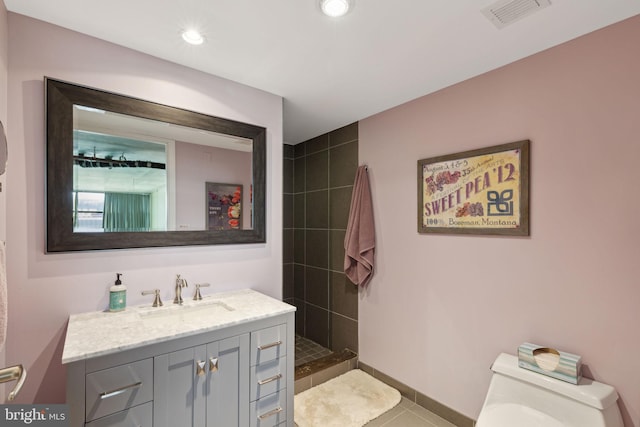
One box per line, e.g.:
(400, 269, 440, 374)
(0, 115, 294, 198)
(294, 369, 401, 427)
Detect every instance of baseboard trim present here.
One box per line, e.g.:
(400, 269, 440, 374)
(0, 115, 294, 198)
(358, 361, 476, 427)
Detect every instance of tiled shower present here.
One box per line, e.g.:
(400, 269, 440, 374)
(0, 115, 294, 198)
(283, 122, 359, 363)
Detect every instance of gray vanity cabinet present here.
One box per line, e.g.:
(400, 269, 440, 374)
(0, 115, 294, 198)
(65, 313, 294, 427)
(63, 290, 295, 427)
(153, 334, 250, 427)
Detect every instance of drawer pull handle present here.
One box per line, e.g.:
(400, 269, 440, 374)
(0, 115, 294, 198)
(257, 340, 282, 351)
(258, 406, 283, 420)
(100, 381, 142, 400)
(196, 361, 206, 377)
(209, 357, 218, 373)
(258, 373, 282, 386)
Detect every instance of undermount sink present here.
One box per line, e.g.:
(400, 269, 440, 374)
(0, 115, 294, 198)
(137, 300, 235, 320)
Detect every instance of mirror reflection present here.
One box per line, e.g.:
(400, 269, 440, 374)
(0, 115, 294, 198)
(72, 107, 253, 232)
(46, 77, 266, 252)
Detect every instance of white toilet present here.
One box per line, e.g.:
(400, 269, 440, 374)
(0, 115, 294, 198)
(476, 353, 623, 427)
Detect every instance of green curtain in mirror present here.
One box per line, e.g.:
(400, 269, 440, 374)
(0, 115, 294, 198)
(103, 193, 151, 232)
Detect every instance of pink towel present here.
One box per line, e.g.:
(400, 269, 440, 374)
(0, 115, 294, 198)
(344, 166, 375, 287)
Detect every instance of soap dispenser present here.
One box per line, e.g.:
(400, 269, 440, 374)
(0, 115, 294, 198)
(109, 273, 127, 312)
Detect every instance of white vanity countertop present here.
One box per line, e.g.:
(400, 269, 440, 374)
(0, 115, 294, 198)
(62, 288, 296, 364)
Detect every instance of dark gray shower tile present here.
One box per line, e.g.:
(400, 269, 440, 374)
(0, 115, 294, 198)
(293, 298, 306, 336)
(329, 186, 353, 230)
(329, 141, 358, 188)
(293, 193, 305, 228)
(305, 266, 329, 309)
(293, 229, 305, 264)
(294, 264, 305, 300)
(329, 122, 358, 147)
(294, 156, 306, 193)
(294, 142, 306, 158)
(283, 158, 294, 194)
(306, 304, 330, 348)
(305, 150, 328, 191)
(330, 314, 358, 353)
(330, 272, 358, 319)
(329, 229, 346, 272)
(306, 190, 328, 229)
(283, 263, 294, 299)
(283, 144, 295, 160)
(283, 228, 293, 263)
(283, 194, 293, 229)
(306, 134, 329, 154)
(305, 230, 328, 269)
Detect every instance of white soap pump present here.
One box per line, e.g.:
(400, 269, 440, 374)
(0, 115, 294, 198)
(109, 273, 127, 312)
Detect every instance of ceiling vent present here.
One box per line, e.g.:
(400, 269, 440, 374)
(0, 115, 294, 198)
(482, 0, 551, 29)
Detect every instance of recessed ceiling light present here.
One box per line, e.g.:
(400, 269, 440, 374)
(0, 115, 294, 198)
(320, 0, 353, 17)
(181, 29, 204, 45)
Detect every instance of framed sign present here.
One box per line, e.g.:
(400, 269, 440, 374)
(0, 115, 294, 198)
(418, 140, 529, 236)
(206, 182, 243, 230)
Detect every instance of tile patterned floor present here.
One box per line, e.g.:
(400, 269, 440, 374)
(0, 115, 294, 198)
(294, 334, 333, 366)
(293, 335, 462, 426)
(364, 397, 458, 427)
(294, 397, 459, 427)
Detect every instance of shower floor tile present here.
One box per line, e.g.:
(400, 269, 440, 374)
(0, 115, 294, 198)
(295, 334, 332, 366)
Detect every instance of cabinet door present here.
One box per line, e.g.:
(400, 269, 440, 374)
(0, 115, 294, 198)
(154, 345, 207, 427)
(205, 334, 250, 427)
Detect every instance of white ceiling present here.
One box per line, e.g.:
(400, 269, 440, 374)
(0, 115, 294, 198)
(5, 0, 640, 143)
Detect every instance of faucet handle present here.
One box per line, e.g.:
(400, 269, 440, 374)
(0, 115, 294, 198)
(177, 274, 188, 288)
(141, 289, 163, 307)
(193, 283, 211, 301)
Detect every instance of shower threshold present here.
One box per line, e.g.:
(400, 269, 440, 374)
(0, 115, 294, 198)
(294, 335, 357, 381)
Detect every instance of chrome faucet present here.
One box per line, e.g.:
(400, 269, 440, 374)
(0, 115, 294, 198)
(173, 274, 188, 305)
(141, 289, 163, 307)
(193, 283, 211, 300)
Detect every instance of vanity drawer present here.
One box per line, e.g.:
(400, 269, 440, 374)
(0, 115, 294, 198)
(85, 402, 152, 427)
(250, 356, 287, 402)
(250, 390, 287, 427)
(85, 359, 153, 421)
(251, 324, 286, 366)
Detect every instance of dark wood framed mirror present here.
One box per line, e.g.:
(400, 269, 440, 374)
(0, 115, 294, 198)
(46, 78, 266, 252)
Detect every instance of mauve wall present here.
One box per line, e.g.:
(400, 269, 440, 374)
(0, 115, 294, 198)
(0, 0, 8, 399)
(359, 14, 640, 427)
(0, 0, 6, 241)
(5, 13, 282, 403)
(175, 141, 252, 230)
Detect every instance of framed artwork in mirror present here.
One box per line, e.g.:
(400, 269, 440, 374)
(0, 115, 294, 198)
(417, 140, 530, 236)
(206, 182, 242, 230)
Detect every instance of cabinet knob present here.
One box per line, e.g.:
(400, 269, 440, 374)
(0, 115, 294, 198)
(209, 357, 218, 373)
(196, 361, 206, 377)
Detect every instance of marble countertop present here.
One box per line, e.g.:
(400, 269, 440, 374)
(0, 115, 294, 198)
(62, 289, 296, 364)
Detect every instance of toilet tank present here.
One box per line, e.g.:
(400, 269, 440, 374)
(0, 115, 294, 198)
(480, 353, 623, 427)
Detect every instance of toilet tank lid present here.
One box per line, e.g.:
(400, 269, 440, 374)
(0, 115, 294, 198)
(491, 353, 619, 410)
